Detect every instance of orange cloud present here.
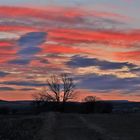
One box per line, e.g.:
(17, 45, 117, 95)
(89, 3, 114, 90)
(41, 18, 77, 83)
(0, 41, 17, 55)
(0, 41, 13, 47)
(70, 89, 140, 102)
(41, 44, 83, 54)
(0, 90, 33, 101)
(0, 56, 16, 64)
(48, 28, 140, 47)
(115, 51, 140, 61)
(0, 26, 39, 33)
(0, 6, 129, 22)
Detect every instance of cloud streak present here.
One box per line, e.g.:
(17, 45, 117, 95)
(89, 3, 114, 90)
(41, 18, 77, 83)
(67, 55, 137, 70)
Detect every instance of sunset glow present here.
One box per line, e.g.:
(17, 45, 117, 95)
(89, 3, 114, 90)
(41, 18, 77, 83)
(0, 0, 139, 101)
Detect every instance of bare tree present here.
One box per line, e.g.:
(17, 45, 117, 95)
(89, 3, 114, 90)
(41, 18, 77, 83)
(82, 96, 100, 113)
(34, 73, 76, 103)
(83, 96, 100, 103)
(61, 73, 75, 103)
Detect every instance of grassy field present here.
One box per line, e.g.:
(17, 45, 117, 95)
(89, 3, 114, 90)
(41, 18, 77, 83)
(81, 113, 140, 140)
(0, 113, 139, 140)
(0, 115, 43, 140)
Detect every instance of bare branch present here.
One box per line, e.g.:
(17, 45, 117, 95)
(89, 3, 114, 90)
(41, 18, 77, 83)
(33, 73, 76, 103)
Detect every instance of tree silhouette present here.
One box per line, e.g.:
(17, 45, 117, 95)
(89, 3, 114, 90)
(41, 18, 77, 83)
(83, 96, 100, 113)
(83, 96, 99, 103)
(34, 73, 76, 103)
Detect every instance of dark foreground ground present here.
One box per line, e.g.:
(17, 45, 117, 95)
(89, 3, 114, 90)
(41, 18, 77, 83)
(0, 113, 140, 140)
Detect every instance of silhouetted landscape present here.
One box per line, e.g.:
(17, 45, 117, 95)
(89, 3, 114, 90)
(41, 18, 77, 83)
(0, 0, 140, 139)
(0, 99, 140, 140)
(0, 74, 140, 140)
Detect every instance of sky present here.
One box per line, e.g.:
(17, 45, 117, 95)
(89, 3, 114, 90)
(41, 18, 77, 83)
(0, 0, 140, 101)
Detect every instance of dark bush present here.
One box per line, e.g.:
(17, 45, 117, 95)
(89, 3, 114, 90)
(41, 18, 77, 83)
(32, 101, 113, 114)
(82, 102, 96, 113)
(95, 101, 113, 113)
(0, 107, 10, 115)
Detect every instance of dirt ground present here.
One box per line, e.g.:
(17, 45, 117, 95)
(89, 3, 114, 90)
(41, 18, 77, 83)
(40, 113, 104, 140)
(0, 113, 140, 140)
(39, 113, 140, 140)
(81, 113, 140, 140)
